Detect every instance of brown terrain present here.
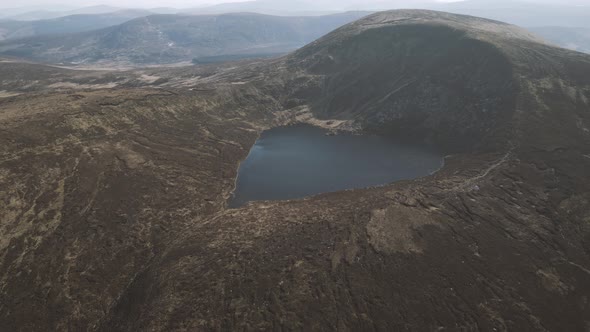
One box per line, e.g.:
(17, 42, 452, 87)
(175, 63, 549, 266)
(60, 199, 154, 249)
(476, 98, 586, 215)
(1, 10, 590, 331)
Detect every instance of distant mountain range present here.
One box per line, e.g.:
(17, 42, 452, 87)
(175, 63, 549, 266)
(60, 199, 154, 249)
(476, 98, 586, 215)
(0, 5, 130, 21)
(3, 1, 587, 26)
(0, 5, 185, 21)
(0, 10, 151, 41)
(0, 12, 370, 66)
(434, 0, 590, 29)
(185, 0, 340, 16)
(529, 27, 590, 54)
(0, 0, 588, 67)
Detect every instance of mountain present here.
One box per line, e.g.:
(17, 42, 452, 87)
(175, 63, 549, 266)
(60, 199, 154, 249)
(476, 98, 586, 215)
(431, 0, 590, 28)
(1, 9, 590, 331)
(188, 0, 340, 16)
(0, 5, 79, 20)
(3, 10, 64, 21)
(187, 0, 590, 28)
(530, 26, 590, 54)
(66, 5, 127, 16)
(283, 10, 543, 151)
(0, 10, 151, 41)
(3, 5, 127, 21)
(196, 0, 590, 28)
(148, 7, 181, 15)
(4, 0, 588, 25)
(0, 12, 370, 66)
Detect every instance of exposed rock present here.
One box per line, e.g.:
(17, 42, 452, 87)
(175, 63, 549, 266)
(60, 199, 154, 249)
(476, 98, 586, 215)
(367, 206, 437, 254)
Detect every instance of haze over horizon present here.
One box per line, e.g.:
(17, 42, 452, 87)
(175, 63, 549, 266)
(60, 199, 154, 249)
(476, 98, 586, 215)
(1, 0, 589, 54)
(1, 0, 588, 10)
(1, 1, 590, 330)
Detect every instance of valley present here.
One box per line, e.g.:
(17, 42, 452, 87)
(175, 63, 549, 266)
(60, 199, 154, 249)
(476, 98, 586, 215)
(0, 12, 369, 66)
(0, 9, 589, 331)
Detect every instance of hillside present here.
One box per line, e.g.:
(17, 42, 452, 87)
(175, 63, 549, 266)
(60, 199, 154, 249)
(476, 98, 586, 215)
(0, 11, 151, 41)
(0, 12, 369, 66)
(0, 5, 128, 21)
(280, 11, 543, 151)
(0, 10, 589, 331)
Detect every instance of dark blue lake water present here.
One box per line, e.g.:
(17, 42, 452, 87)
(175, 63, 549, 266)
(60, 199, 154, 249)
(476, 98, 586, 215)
(228, 125, 443, 208)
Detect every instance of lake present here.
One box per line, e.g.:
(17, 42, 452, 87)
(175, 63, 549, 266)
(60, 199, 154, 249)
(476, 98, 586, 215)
(228, 125, 443, 208)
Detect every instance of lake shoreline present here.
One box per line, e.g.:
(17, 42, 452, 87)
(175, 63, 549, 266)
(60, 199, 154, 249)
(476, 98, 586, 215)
(228, 124, 445, 208)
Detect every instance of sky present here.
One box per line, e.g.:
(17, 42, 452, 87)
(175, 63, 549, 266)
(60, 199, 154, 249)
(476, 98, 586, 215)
(0, 0, 588, 10)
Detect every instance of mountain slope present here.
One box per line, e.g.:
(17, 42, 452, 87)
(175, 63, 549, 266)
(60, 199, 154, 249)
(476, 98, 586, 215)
(0, 10, 589, 331)
(0, 12, 370, 66)
(275, 10, 543, 151)
(0, 11, 151, 41)
(272, 10, 589, 156)
(2, 5, 127, 21)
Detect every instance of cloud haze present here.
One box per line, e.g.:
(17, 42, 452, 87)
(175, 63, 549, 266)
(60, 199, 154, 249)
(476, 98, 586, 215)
(2, 0, 589, 10)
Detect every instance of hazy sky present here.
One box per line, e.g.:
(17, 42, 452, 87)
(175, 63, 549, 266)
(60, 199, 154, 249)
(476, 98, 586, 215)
(0, 0, 588, 10)
(2, 0, 242, 9)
